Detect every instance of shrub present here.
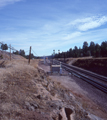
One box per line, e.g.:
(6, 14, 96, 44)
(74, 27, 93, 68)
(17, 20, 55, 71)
(0, 55, 3, 59)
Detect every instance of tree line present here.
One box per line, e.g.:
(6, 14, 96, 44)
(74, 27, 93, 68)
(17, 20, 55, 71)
(54, 41, 107, 58)
(0, 43, 26, 57)
(13, 50, 38, 59)
(0, 43, 37, 59)
(0, 44, 8, 51)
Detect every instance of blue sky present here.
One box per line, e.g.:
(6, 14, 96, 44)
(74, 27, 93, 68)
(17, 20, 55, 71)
(0, 0, 107, 56)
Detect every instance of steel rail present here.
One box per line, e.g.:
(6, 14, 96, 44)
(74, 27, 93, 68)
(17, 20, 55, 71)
(53, 60, 107, 94)
(54, 60, 107, 82)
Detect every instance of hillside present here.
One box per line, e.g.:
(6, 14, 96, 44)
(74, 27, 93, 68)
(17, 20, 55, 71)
(0, 52, 107, 119)
(0, 50, 25, 60)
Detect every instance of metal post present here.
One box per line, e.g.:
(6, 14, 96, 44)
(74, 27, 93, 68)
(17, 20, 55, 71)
(58, 50, 60, 60)
(53, 50, 55, 64)
(52, 54, 53, 65)
(64, 52, 65, 62)
(44, 56, 46, 64)
(10, 44, 11, 61)
(60, 62, 62, 75)
(28, 46, 31, 64)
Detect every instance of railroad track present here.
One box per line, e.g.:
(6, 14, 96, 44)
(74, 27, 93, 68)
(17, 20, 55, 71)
(52, 60, 107, 94)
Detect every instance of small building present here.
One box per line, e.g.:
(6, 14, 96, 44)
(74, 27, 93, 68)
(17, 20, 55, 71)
(50, 62, 62, 74)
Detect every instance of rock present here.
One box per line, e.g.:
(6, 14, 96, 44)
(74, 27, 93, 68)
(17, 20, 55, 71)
(38, 105, 45, 109)
(69, 93, 75, 100)
(24, 101, 39, 111)
(59, 108, 67, 120)
(37, 95, 42, 99)
(0, 92, 8, 102)
(31, 103, 38, 109)
(29, 106, 35, 111)
(42, 80, 48, 87)
(63, 92, 70, 101)
(41, 75, 44, 79)
(59, 107, 74, 120)
(87, 113, 102, 120)
(47, 82, 54, 91)
(65, 107, 73, 120)
(62, 100, 64, 102)
(25, 101, 35, 111)
(47, 100, 63, 110)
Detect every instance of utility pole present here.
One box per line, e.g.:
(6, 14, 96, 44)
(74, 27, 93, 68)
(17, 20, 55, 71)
(58, 50, 60, 54)
(58, 50, 60, 60)
(52, 50, 55, 64)
(10, 44, 11, 61)
(64, 52, 65, 63)
(28, 46, 31, 64)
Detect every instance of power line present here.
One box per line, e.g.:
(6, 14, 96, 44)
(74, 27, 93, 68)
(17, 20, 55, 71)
(0, 42, 39, 57)
(25, 50, 29, 53)
(31, 48, 38, 56)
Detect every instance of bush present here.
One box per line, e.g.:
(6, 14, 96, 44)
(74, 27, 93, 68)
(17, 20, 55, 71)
(0, 55, 3, 59)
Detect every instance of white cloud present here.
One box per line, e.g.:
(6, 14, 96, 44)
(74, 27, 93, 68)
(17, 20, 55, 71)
(0, 0, 22, 8)
(63, 32, 81, 40)
(70, 16, 107, 31)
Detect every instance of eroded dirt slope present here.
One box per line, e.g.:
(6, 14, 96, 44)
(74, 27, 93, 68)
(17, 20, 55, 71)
(72, 58, 107, 77)
(0, 58, 107, 120)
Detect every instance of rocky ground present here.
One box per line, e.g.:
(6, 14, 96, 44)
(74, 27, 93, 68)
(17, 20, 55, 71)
(0, 52, 107, 119)
(39, 60, 107, 120)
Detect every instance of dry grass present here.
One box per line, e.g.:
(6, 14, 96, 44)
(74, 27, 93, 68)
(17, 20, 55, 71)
(0, 58, 84, 119)
(0, 58, 47, 119)
(0, 50, 25, 60)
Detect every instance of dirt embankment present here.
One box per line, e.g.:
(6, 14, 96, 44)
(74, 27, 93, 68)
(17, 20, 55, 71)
(0, 50, 25, 60)
(72, 58, 107, 77)
(0, 59, 94, 120)
(0, 53, 107, 120)
(56, 57, 94, 66)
